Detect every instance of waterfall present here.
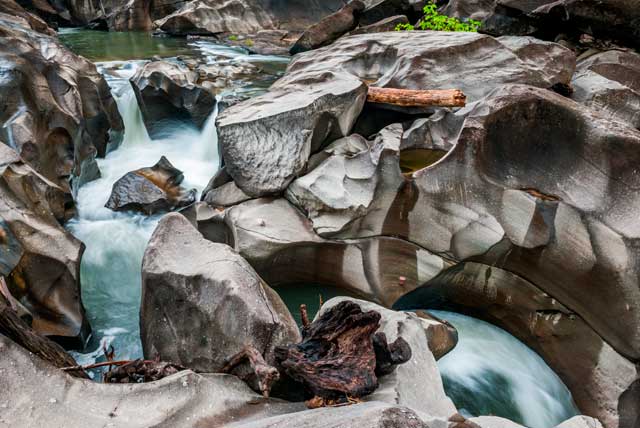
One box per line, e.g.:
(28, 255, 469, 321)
(67, 59, 219, 368)
(430, 311, 579, 428)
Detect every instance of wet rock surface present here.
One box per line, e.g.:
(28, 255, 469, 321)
(0, 14, 124, 192)
(105, 156, 196, 215)
(571, 50, 640, 129)
(0, 144, 89, 347)
(217, 71, 367, 197)
(130, 60, 217, 138)
(141, 213, 301, 380)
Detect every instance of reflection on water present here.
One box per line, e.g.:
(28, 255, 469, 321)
(430, 311, 579, 428)
(58, 29, 197, 62)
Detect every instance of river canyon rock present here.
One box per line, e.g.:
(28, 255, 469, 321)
(394, 262, 638, 428)
(130, 60, 217, 138)
(556, 416, 605, 428)
(197, 197, 451, 307)
(105, 156, 196, 215)
(283, 32, 574, 104)
(0, 333, 304, 428)
(141, 213, 301, 380)
(287, 84, 640, 427)
(0, 14, 124, 193)
(0, 144, 89, 347)
(155, 0, 348, 35)
(571, 50, 640, 130)
(217, 71, 367, 197)
(289, 1, 365, 55)
(0, 0, 56, 35)
(477, 0, 640, 49)
(359, 0, 428, 26)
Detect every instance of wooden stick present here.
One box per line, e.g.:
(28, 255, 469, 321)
(300, 304, 310, 328)
(61, 359, 155, 372)
(220, 345, 280, 398)
(367, 87, 466, 107)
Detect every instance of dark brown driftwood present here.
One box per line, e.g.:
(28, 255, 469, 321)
(0, 293, 89, 379)
(220, 345, 280, 398)
(372, 332, 412, 376)
(367, 87, 466, 107)
(103, 359, 186, 383)
(274, 301, 386, 400)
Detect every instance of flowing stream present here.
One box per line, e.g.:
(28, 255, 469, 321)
(60, 30, 579, 425)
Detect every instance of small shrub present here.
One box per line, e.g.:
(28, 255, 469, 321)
(228, 34, 238, 41)
(396, 2, 481, 32)
(244, 39, 254, 47)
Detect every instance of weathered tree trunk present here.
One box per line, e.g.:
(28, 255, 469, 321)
(0, 291, 88, 379)
(367, 87, 466, 107)
(274, 301, 410, 401)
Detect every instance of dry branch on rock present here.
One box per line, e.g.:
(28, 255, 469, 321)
(367, 87, 466, 107)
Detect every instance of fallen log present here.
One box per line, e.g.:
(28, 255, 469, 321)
(367, 87, 466, 107)
(103, 359, 186, 383)
(0, 291, 88, 379)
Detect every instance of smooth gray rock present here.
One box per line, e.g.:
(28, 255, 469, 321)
(217, 71, 367, 197)
(317, 297, 457, 419)
(0, 144, 88, 347)
(155, 0, 348, 35)
(286, 123, 403, 235)
(290, 1, 365, 55)
(201, 197, 450, 307)
(555, 416, 604, 428)
(130, 60, 217, 138)
(350, 15, 409, 35)
(202, 180, 252, 207)
(571, 50, 640, 129)
(226, 401, 446, 428)
(0, 333, 302, 428)
(141, 213, 301, 378)
(105, 156, 197, 215)
(0, 14, 123, 192)
(283, 32, 574, 103)
(359, 0, 428, 25)
(467, 416, 527, 428)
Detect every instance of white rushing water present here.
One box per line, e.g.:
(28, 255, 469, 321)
(67, 59, 220, 366)
(431, 311, 579, 428)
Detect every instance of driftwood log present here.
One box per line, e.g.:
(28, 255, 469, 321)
(0, 291, 89, 379)
(220, 345, 280, 397)
(273, 301, 411, 402)
(103, 359, 186, 383)
(367, 87, 466, 107)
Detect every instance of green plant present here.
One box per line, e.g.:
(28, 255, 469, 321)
(244, 38, 254, 47)
(396, 2, 481, 32)
(228, 34, 238, 41)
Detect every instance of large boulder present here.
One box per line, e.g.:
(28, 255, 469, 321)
(0, 0, 56, 35)
(359, 0, 428, 25)
(130, 60, 217, 138)
(0, 144, 89, 347)
(105, 156, 197, 215)
(571, 50, 640, 129)
(155, 0, 348, 35)
(217, 72, 367, 196)
(0, 14, 124, 193)
(141, 213, 301, 377)
(290, 1, 366, 55)
(317, 297, 456, 419)
(282, 32, 575, 104)
(478, 0, 640, 49)
(0, 333, 303, 428)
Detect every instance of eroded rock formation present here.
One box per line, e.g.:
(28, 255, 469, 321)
(141, 212, 300, 391)
(0, 14, 124, 193)
(105, 156, 197, 215)
(0, 144, 89, 347)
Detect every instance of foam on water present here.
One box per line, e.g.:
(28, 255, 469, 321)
(430, 311, 579, 428)
(68, 59, 219, 366)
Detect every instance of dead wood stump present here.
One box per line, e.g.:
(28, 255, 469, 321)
(273, 300, 411, 400)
